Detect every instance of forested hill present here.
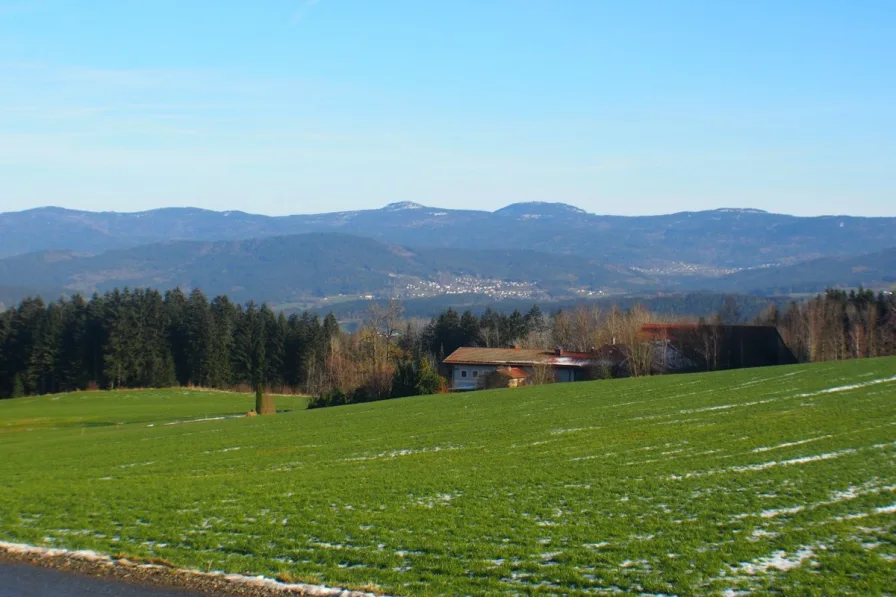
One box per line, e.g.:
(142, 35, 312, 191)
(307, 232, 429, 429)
(710, 248, 896, 294)
(3, 203, 895, 271)
(0, 232, 652, 304)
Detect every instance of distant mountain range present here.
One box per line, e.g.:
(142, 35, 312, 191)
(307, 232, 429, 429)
(0, 202, 893, 309)
(3, 202, 895, 271)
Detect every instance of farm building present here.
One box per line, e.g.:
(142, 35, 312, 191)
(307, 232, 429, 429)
(443, 347, 596, 391)
(641, 323, 798, 370)
(442, 324, 796, 390)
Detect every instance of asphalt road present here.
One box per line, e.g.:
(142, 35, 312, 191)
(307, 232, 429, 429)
(0, 562, 208, 597)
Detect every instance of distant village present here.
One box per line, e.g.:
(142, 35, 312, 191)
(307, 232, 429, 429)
(400, 276, 540, 300)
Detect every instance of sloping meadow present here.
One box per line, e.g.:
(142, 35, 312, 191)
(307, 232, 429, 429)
(1, 359, 895, 595)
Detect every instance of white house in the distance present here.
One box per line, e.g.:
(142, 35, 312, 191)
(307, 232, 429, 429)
(442, 347, 598, 390)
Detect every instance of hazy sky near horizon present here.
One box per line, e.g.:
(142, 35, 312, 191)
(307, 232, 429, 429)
(1, 1, 893, 217)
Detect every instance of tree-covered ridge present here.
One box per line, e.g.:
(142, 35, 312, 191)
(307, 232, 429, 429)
(0, 232, 648, 304)
(714, 248, 896, 294)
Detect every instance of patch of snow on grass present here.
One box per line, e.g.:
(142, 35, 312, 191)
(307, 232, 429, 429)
(797, 374, 896, 398)
(729, 449, 857, 473)
(730, 545, 818, 575)
(760, 505, 804, 519)
(679, 399, 775, 415)
(414, 493, 456, 508)
(118, 461, 155, 469)
(618, 558, 651, 570)
(550, 426, 602, 435)
(163, 415, 243, 426)
(202, 446, 243, 454)
(673, 448, 857, 480)
(752, 435, 832, 453)
(750, 528, 778, 540)
(346, 445, 460, 461)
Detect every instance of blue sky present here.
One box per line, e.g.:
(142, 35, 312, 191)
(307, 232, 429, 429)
(1, 1, 893, 216)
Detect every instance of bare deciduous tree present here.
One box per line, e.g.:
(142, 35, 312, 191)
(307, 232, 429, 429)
(605, 305, 655, 377)
(529, 361, 555, 385)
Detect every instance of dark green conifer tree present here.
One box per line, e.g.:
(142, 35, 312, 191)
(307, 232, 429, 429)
(8, 297, 46, 395)
(209, 295, 237, 387)
(57, 296, 89, 392)
(84, 293, 107, 386)
(232, 301, 266, 389)
(185, 288, 214, 386)
(12, 374, 25, 398)
(163, 288, 189, 385)
(137, 289, 176, 387)
(322, 313, 340, 341)
(103, 289, 141, 389)
(0, 309, 12, 397)
(27, 301, 63, 395)
(459, 310, 481, 347)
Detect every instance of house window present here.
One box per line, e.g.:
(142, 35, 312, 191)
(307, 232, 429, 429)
(461, 370, 467, 378)
(472, 371, 479, 378)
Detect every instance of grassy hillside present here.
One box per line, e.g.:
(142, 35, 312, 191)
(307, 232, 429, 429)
(1, 360, 895, 595)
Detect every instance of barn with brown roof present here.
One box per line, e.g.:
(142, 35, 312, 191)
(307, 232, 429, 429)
(442, 324, 797, 390)
(443, 347, 595, 390)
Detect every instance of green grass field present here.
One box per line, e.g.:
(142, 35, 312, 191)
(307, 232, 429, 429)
(2, 359, 895, 596)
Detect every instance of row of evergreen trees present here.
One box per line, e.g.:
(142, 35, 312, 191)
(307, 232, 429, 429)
(419, 305, 546, 358)
(0, 288, 339, 399)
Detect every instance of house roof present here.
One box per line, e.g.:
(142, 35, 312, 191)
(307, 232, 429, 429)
(498, 366, 529, 379)
(443, 347, 593, 368)
(444, 347, 548, 365)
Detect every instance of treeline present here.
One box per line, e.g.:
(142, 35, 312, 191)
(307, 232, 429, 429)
(414, 291, 896, 372)
(0, 288, 445, 406)
(0, 288, 341, 399)
(2, 287, 895, 403)
(757, 289, 896, 363)
(416, 303, 658, 355)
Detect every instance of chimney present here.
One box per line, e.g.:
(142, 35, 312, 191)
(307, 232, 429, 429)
(554, 346, 563, 357)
